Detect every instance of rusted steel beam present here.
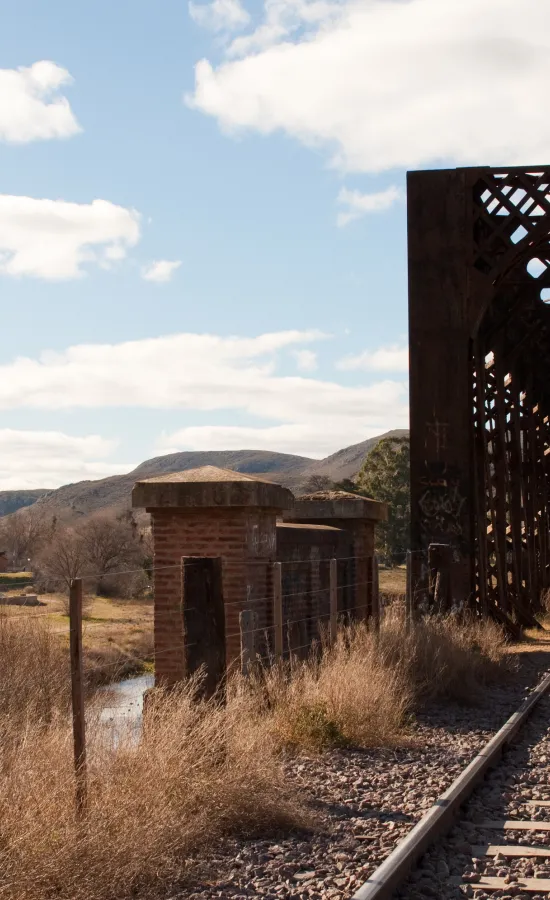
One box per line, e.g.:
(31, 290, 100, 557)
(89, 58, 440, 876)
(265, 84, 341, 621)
(409, 164, 550, 627)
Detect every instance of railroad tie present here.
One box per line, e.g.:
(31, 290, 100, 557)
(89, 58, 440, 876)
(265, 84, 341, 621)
(451, 876, 550, 892)
(472, 844, 550, 858)
(478, 820, 550, 830)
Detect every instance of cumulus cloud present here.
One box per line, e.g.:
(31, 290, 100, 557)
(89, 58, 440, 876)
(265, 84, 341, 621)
(0, 61, 81, 144)
(227, 0, 341, 57)
(188, 0, 550, 173)
(156, 420, 396, 459)
(293, 349, 317, 371)
(0, 195, 141, 280)
(337, 185, 401, 227)
(338, 344, 409, 372)
(189, 0, 250, 31)
(141, 259, 182, 282)
(0, 430, 132, 490)
(0, 330, 408, 458)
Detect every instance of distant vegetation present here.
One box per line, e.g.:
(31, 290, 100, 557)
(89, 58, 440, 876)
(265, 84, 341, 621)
(300, 435, 411, 566)
(356, 435, 410, 565)
(0, 573, 33, 587)
(0, 506, 151, 599)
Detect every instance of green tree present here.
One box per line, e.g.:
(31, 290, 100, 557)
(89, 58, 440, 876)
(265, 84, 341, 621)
(356, 435, 410, 564)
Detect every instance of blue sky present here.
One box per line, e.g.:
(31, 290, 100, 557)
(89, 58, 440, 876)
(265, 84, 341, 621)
(0, 0, 546, 488)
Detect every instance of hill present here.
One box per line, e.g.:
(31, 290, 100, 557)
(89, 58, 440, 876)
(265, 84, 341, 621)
(29, 450, 313, 520)
(0, 489, 49, 517)
(4, 431, 409, 521)
(304, 429, 409, 483)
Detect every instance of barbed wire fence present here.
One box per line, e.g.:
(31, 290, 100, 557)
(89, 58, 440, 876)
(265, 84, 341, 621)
(2, 543, 450, 814)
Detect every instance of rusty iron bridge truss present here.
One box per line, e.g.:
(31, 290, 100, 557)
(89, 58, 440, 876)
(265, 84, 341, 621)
(409, 165, 550, 634)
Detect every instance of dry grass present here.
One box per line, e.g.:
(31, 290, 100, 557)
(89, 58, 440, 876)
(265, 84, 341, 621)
(2, 591, 155, 683)
(250, 627, 413, 752)
(378, 566, 407, 595)
(375, 609, 511, 704)
(0, 612, 70, 728)
(0, 618, 306, 900)
(0, 608, 512, 900)
(248, 612, 511, 752)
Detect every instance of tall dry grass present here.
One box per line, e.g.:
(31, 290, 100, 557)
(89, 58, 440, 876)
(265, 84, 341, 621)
(0, 611, 70, 726)
(248, 627, 413, 752)
(0, 608, 511, 900)
(0, 686, 305, 900)
(246, 612, 510, 752)
(375, 608, 510, 703)
(0, 614, 305, 900)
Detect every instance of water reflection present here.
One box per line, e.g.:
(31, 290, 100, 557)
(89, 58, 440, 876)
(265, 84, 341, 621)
(99, 673, 154, 743)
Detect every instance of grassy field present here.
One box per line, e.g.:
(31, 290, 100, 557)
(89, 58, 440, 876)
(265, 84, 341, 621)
(379, 565, 407, 596)
(0, 572, 33, 585)
(1, 591, 154, 683)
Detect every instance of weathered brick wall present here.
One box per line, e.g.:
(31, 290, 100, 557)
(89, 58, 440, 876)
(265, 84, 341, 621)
(275, 524, 353, 657)
(148, 501, 379, 684)
(149, 506, 277, 685)
(280, 518, 376, 623)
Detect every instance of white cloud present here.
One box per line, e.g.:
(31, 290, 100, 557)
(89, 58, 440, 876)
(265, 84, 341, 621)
(226, 0, 341, 57)
(338, 344, 409, 372)
(0, 195, 141, 280)
(0, 430, 132, 490)
(0, 61, 81, 144)
(141, 259, 182, 283)
(188, 0, 550, 174)
(293, 349, 317, 371)
(157, 422, 389, 459)
(189, 0, 250, 31)
(337, 185, 401, 227)
(0, 330, 408, 458)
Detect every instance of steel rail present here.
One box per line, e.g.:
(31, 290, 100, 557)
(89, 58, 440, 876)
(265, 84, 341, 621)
(351, 670, 550, 900)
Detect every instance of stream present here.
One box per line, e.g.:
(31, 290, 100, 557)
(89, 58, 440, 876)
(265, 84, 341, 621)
(99, 673, 154, 741)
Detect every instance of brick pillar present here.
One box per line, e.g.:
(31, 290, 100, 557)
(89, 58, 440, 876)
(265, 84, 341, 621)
(282, 491, 387, 622)
(132, 466, 293, 686)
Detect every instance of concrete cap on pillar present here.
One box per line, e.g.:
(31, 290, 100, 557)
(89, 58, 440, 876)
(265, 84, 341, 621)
(132, 465, 294, 510)
(285, 490, 387, 522)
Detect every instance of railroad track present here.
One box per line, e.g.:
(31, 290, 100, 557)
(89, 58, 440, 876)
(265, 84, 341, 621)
(351, 671, 550, 900)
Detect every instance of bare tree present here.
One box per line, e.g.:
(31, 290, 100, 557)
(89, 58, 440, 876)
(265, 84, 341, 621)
(299, 474, 334, 495)
(0, 507, 56, 570)
(35, 528, 86, 594)
(77, 513, 143, 594)
(79, 514, 139, 572)
(34, 512, 146, 602)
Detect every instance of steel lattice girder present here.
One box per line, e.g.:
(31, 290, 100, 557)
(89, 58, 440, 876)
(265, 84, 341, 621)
(408, 166, 550, 631)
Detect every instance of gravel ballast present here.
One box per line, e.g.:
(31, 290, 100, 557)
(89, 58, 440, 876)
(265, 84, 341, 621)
(397, 658, 550, 899)
(181, 649, 550, 899)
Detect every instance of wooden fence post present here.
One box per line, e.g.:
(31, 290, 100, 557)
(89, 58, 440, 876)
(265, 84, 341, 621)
(69, 578, 87, 816)
(181, 557, 226, 697)
(372, 555, 380, 633)
(273, 561, 283, 659)
(428, 543, 452, 613)
(329, 558, 338, 644)
(406, 550, 414, 631)
(240, 609, 258, 675)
